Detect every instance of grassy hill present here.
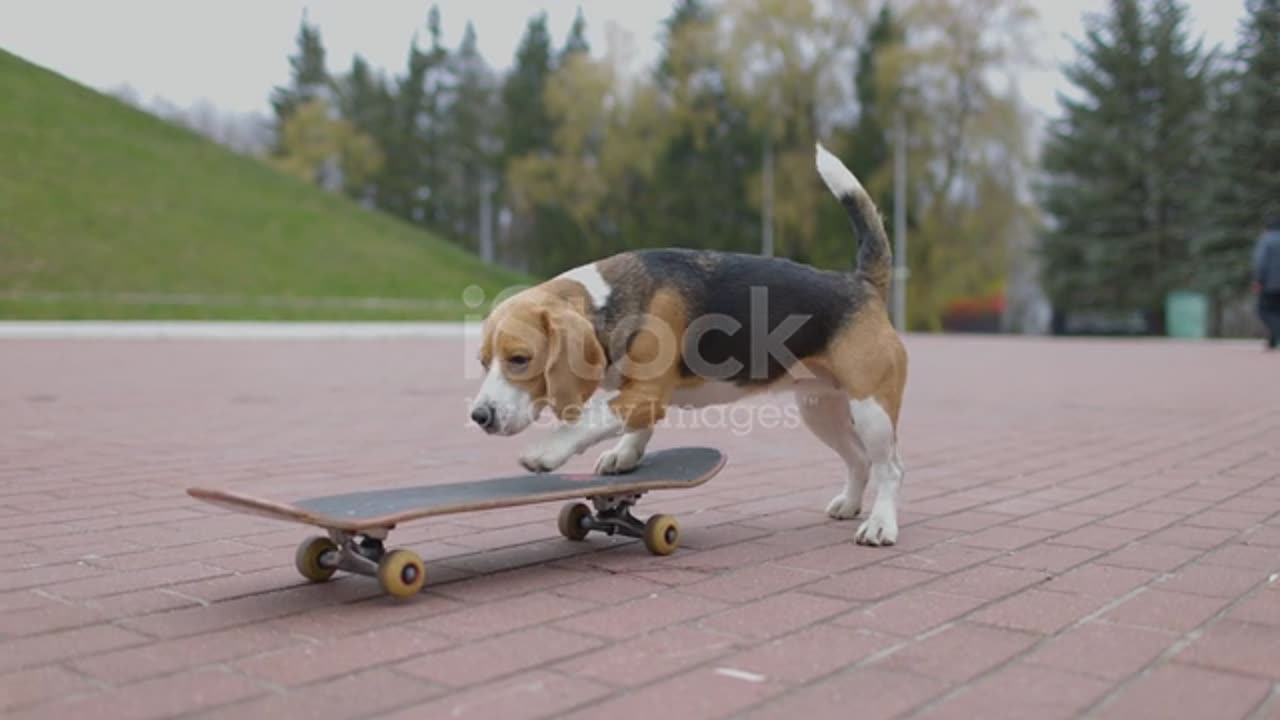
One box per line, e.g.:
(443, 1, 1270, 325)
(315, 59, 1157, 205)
(0, 49, 531, 320)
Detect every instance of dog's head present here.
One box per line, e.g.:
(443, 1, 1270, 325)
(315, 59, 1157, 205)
(469, 290, 605, 435)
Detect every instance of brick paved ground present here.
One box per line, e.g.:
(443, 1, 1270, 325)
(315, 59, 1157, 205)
(1, 332, 1277, 719)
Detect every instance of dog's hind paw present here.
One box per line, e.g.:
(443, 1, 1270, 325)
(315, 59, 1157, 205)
(854, 511, 898, 546)
(826, 494, 862, 520)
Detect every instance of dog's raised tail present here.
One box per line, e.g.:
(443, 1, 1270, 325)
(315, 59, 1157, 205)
(815, 142, 891, 300)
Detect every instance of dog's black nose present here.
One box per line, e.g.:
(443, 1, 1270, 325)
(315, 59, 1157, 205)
(470, 405, 496, 431)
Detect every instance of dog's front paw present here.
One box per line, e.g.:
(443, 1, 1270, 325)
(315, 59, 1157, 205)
(854, 510, 898, 546)
(519, 441, 575, 473)
(826, 493, 862, 520)
(594, 445, 642, 475)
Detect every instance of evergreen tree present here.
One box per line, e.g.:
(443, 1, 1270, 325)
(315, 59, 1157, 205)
(333, 55, 395, 205)
(1197, 0, 1280, 309)
(417, 5, 452, 228)
(1037, 0, 1212, 330)
(849, 6, 899, 181)
(533, 7, 596, 272)
(444, 22, 501, 252)
(377, 6, 453, 226)
(655, 0, 707, 81)
(501, 14, 555, 162)
(379, 35, 431, 221)
(499, 13, 559, 272)
(1039, 0, 1149, 315)
(561, 7, 591, 60)
(1144, 0, 1213, 296)
(269, 13, 330, 155)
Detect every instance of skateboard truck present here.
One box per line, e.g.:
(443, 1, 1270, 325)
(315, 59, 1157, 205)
(295, 527, 427, 599)
(557, 492, 680, 556)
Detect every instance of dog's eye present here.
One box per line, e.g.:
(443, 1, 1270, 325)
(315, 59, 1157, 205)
(507, 354, 530, 370)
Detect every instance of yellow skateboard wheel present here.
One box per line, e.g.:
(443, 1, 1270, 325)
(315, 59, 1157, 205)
(558, 502, 592, 541)
(377, 549, 426, 598)
(643, 514, 680, 556)
(295, 536, 338, 582)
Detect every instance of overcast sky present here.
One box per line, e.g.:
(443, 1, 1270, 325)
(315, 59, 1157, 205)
(0, 0, 1248, 130)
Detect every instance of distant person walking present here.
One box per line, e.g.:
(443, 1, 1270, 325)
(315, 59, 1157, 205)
(1254, 213, 1280, 350)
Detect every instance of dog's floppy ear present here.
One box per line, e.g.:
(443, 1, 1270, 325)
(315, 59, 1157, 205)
(542, 305, 605, 422)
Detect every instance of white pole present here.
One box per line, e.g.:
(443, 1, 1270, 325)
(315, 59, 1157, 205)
(762, 136, 774, 257)
(893, 107, 908, 330)
(479, 178, 494, 264)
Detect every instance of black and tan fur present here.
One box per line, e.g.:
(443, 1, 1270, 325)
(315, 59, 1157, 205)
(472, 143, 908, 546)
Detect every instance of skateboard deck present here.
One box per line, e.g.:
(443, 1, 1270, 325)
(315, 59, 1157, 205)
(188, 446, 725, 532)
(186, 447, 726, 599)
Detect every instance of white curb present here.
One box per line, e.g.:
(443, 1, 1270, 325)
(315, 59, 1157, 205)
(0, 321, 482, 339)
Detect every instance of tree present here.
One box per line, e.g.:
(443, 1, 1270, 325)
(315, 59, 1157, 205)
(1197, 0, 1280, 314)
(814, 3, 902, 271)
(376, 8, 452, 226)
(499, 13, 560, 272)
(501, 14, 556, 163)
(1037, 0, 1213, 332)
(717, 0, 870, 262)
(510, 0, 765, 270)
(271, 97, 383, 193)
(848, 5, 899, 186)
(416, 5, 453, 228)
(443, 22, 502, 253)
(508, 17, 687, 273)
(269, 13, 330, 155)
(376, 36, 431, 221)
(561, 7, 591, 60)
(1039, 0, 1148, 315)
(333, 55, 395, 205)
(869, 0, 1041, 330)
(1145, 0, 1215, 298)
(647, 0, 763, 256)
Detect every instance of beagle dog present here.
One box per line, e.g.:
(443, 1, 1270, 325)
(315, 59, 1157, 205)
(469, 143, 907, 545)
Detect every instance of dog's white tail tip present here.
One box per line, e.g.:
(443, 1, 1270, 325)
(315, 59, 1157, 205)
(814, 142, 863, 199)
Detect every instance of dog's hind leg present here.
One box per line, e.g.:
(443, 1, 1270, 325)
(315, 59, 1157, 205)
(849, 397, 903, 546)
(797, 392, 870, 520)
(821, 317, 907, 546)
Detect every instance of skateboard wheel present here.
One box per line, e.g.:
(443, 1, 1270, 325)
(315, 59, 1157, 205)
(295, 536, 338, 582)
(643, 514, 680, 556)
(558, 502, 592, 541)
(377, 549, 426, 599)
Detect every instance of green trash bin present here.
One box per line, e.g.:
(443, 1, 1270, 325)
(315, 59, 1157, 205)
(1165, 291, 1208, 339)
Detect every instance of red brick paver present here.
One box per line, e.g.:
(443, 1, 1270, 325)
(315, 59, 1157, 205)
(2, 333, 1278, 719)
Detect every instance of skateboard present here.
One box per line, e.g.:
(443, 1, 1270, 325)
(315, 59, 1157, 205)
(186, 446, 726, 599)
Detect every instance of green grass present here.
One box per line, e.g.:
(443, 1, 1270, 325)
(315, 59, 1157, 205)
(0, 50, 531, 321)
(0, 297, 480, 321)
